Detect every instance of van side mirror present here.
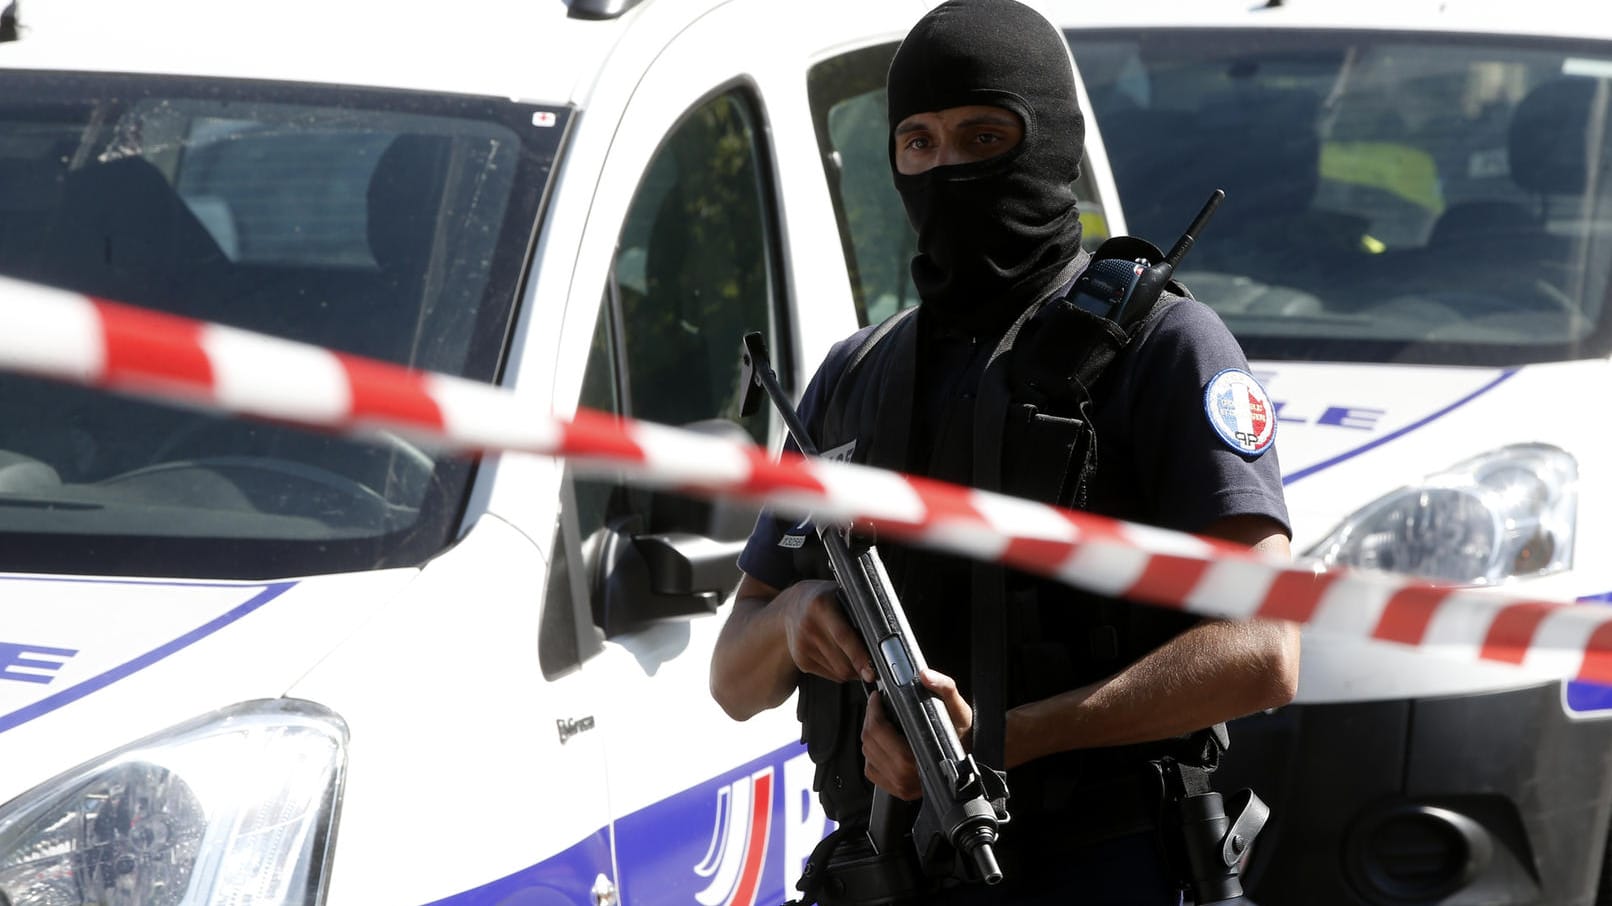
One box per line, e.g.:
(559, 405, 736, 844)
(582, 416, 757, 636)
(587, 515, 745, 637)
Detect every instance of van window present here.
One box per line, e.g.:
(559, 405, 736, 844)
(1069, 28, 1612, 366)
(576, 88, 780, 537)
(604, 92, 781, 443)
(564, 89, 781, 639)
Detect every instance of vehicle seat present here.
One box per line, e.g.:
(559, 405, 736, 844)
(0, 154, 68, 279)
(1194, 88, 1323, 235)
(361, 133, 453, 364)
(35, 155, 228, 313)
(1428, 200, 1541, 248)
(16, 156, 230, 479)
(1420, 77, 1603, 308)
(1183, 88, 1365, 301)
(1099, 106, 1199, 241)
(1510, 77, 1604, 200)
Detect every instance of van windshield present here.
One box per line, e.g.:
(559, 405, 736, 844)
(1068, 28, 1612, 366)
(0, 71, 567, 578)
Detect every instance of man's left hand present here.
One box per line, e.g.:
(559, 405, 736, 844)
(861, 668, 972, 800)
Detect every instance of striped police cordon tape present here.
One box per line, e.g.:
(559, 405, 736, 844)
(3, 274, 1609, 685)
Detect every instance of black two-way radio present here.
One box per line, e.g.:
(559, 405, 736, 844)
(1066, 189, 1225, 326)
(1008, 189, 1227, 416)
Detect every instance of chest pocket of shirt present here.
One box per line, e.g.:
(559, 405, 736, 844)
(995, 294, 1131, 510)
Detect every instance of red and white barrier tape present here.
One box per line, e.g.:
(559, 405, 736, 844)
(3, 274, 1610, 684)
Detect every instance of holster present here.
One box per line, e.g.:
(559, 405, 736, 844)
(1152, 733, 1270, 905)
(789, 820, 929, 906)
(792, 680, 930, 906)
(796, 674, 872, 822)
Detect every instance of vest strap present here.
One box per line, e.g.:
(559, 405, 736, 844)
(825, 306, 918, 468)
(968, 293, 1053, 773)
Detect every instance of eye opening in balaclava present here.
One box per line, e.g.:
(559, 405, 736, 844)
(893, 94, 1033, 179)
(887, 0, 1085, 334)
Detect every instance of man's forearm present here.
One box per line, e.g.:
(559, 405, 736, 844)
(1004, 617, 1300, 768)
(709, 592, 801, 721)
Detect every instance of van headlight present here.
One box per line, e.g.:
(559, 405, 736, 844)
(1309, 444, 1576, 585)
(0, 700, 346, 906)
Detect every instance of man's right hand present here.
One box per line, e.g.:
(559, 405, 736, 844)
(782, 579, 876, 684)
(712, 572, 872, 720)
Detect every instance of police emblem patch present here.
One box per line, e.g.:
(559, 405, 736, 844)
(1204, 368, 1275, 456)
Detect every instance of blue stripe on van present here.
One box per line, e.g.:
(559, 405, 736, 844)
(1282, 369, 1518, 486)
(612, 744, 805, 906)
(421, 742, 814, 906)
(0, 577, 294, 734)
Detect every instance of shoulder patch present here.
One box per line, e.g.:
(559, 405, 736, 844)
(1204, 368, 1276, 457)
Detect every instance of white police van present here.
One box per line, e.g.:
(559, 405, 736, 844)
(1046, 1, 1612, 903)
(0, 1, 1135, 903)
(9, 0, 1604, 901)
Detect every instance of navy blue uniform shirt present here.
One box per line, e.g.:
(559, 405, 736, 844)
(739, 293, 1290, 590)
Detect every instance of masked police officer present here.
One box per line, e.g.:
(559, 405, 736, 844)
(710, 1, 1299, 902)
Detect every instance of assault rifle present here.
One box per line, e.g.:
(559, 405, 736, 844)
(739, 332, 1008, 903)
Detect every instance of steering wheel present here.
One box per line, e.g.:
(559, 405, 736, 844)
(1520, 277, 1586, 322)
(106, 455, 397, 522)
(148, 417, 435, 500)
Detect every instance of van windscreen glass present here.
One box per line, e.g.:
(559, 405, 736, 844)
(1069, 28, 1612, 366)
(0, 71, 568, 578)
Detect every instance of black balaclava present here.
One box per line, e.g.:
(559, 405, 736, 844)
(888, 0, 1085, 334)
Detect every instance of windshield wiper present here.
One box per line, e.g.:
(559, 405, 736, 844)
(0, 495, 102, 511)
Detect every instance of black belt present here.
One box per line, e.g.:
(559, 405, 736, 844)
(996, 768, 1165, 877)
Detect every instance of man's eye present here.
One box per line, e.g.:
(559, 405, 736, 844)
(904, 136, 930, 150)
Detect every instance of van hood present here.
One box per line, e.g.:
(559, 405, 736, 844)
(0, 568, 416, 804)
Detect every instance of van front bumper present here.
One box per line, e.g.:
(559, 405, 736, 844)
(1217, 682, 1612, 905)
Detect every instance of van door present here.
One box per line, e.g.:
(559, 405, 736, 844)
(562, 88, 815, 906)
(548, 9, 845, 906)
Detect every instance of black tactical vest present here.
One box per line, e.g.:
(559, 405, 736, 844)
(797, 281, 1223, 833)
